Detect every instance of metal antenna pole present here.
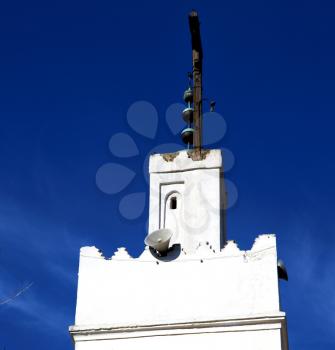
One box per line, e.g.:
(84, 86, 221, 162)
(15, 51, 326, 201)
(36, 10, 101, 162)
(189, 10, 203, 159)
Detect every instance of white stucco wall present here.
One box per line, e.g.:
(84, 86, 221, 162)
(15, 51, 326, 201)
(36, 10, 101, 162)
(74, 235, 279, 327)
(72, 318, 286, 350)
(70, 235, 288, 349)
(148, 149, 225, 253)
(70, 149, 289, 350)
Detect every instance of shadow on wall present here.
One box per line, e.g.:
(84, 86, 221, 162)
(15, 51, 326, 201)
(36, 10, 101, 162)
(149, 244, 181, 262)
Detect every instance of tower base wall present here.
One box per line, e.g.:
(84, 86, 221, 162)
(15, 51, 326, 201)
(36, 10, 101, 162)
(70, 234, 289, 350)
(70, 314, 288, 350)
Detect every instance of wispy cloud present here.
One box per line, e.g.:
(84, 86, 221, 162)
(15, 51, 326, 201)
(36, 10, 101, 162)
(0, 281, 33, 306)
(0, 198, 80, 335)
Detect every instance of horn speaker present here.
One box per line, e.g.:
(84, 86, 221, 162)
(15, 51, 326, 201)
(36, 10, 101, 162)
(144, 229, 173, 254)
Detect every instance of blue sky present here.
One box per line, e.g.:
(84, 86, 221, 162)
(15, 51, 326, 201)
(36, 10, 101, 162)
(0, 0, 334, 348)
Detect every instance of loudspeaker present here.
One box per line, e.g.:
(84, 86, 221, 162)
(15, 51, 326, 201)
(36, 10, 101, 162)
(277, 259, 288, 281)
(144, 229, 173, 254)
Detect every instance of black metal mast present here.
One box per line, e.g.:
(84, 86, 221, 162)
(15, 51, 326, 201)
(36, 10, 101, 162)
(189, 10, 203, 159)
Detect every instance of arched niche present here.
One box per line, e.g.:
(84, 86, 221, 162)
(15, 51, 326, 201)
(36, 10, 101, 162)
(164, 191, 182, 245)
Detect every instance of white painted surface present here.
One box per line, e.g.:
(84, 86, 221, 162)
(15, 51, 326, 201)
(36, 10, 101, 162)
(70, 235, 287, 349)
(71, 316, 286, 350)
(149, 149, 225, 253)
(70, 149, 289, 350)
(149, 149, 222, 173)
(73, 235, 279, 326)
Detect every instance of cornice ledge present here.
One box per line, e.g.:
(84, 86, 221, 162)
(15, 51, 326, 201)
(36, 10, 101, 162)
(69, 311, 286, 336)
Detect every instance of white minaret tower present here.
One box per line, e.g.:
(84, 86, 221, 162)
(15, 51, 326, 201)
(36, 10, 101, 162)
(148, 149, 225, 253)
(69, 11, 289, 350)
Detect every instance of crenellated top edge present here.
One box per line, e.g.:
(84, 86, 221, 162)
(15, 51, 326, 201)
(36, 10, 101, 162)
(79, 234, 276, 263)
(220, 240, 244, 256)
(111, 247, 133, 260)
(80, 246, 105, 259)
(251, 234, 276, 252)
